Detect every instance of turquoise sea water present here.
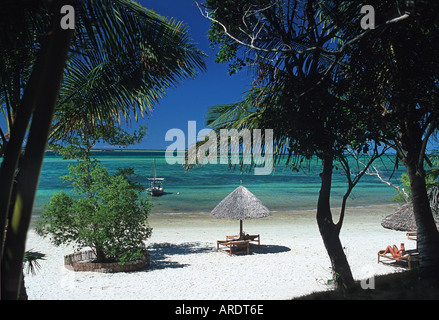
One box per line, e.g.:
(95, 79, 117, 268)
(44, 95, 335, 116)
(34, 150, 405, 215)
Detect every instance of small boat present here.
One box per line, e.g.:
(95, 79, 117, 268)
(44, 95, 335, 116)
(146, 160, 165, 196)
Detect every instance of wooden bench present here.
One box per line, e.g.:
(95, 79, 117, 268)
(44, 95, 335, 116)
(217, 240, 250, 256)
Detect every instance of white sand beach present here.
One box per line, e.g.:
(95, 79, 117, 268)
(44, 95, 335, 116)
(24, 204, 413, 300)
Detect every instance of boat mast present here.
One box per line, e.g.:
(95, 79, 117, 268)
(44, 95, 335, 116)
(153, 159, 156, 186)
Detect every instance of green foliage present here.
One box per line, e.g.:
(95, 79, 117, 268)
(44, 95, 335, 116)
(426, 151, 439, 187)
(392, 172, 438, 204)
(116, 167, 144, 192)
(36, 159, 152, 264)
(392, 173, 412, 204)
(49, 124, 147, 160)
(38, 98, 152, 264)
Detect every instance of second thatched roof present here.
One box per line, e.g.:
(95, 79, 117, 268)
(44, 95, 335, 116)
(381, 203, 417, 231)
(381, 203, 439, 232)
(211, 186, 271, 220)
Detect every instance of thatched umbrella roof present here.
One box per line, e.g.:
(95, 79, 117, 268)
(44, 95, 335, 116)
(211, 186, 271, 234)
(381, 203, 417, 232)
(381, 203, 439, 232)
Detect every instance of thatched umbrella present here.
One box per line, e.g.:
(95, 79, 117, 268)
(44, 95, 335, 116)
(381, 203, 439, 232)
(381, 203, 417, 232)
(211, 185, 271, 235)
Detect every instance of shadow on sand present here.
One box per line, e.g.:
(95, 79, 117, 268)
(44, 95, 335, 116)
(145, 242, 291, 271)
(250, 244, 291, 255)
(147, 242, 213, 270)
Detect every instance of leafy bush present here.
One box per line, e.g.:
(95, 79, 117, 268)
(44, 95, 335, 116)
(36, 159, 152, 264)
(392, 173, 412, 204)
(392, 172, 438, 206)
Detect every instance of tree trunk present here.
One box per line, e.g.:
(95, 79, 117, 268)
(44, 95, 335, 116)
(316, 154, 355, 290)
(406, 160, 439, 278)
(18, 272, 28, 300)
(1, 1, 74, 299)
(95, 248, 107, 263)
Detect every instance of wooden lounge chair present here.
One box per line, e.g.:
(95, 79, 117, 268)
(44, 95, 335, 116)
(406, 232, 418, 250)
(217, 240, 250, 256)
(378, 249, 419, 269)
(226, 234, 260, 246)
(407, 232, 417, 241)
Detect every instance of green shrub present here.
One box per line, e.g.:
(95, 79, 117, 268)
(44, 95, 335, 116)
(36, 159, 152, 264)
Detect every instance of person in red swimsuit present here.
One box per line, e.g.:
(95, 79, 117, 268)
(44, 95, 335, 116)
(383, 243, 406, 258)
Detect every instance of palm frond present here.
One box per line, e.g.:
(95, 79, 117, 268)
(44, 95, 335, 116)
(49, 0, 206, 140)
(23, 250, 46, 276)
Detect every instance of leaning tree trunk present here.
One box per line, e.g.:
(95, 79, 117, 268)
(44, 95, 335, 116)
(18, 271, 28, 300)
(398, 114, 439, 280)
(316, 154, 355, 291)
(406, 159, 439, 278)
(1, 0, 74, 299)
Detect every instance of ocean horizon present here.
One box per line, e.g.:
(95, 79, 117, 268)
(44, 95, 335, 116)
(34, 149, 405, 216)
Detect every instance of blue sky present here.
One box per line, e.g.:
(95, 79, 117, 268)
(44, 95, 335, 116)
(123, 0, 252, 150)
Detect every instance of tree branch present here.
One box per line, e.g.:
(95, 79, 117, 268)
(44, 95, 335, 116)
(196, 0, 410, 58)
(419, 118, 438, 168)
(367, 164, 410, 203)
(336, 145, 389, 231)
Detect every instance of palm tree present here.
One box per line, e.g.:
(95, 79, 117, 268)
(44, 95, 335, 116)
(20, 250, 46, 300)
(51, 1, 206, 139)
(0, 0, 206, 299)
